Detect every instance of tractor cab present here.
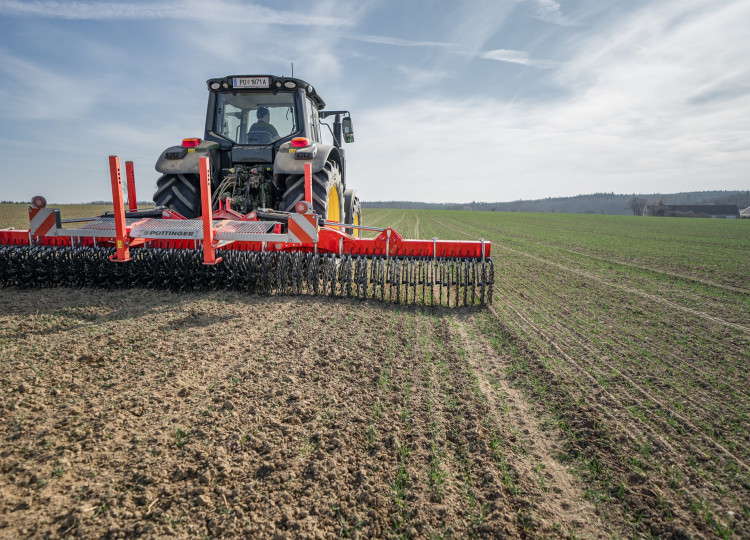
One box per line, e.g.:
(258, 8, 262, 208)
(206, 75, 325, 149)
(152, 75, 359, 231)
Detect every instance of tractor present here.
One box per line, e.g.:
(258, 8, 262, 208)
(152, 74, 362, 236)
(0, 74, 494, 306)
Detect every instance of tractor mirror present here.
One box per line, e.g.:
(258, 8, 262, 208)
(342, 117, 354, 143)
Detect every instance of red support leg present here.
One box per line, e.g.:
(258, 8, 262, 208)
(125, 161, 137, 211)
(200, 156, 222, 265)
(108, 155, 131, 262)
(304, 162, 312, 205)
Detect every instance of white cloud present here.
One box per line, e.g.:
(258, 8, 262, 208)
(349, 93, 748, 203)
(0, 0, 353, 26)
(348, 34, 458, 48)
(527, 0, 569, 25)
(481, 49, 557, 68)
(551, 0, 750, 128)
(0, 48, 104, 120)
(395, 65, 448, 85)
(348, 0, 750, 202)
(172, 0, 367, 82)
(448, 1, 517, 58)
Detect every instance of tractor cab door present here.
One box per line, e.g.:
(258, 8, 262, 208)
(302, 94, 322, 143)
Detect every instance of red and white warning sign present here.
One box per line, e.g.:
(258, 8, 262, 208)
(28, 206, 58, 238)
(287, 213, 318, 244)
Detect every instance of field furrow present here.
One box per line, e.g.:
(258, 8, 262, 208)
(495, 256, 750, 415)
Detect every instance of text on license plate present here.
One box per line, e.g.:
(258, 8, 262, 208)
(233, 77, 269, 88)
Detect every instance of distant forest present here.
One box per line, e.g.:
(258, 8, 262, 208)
(4, 191, 748, 217)
(363, 190, 750, 216)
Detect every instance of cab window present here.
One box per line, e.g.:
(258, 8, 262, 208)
(305, 97, 321, 143)
(214, 91, 297, 144)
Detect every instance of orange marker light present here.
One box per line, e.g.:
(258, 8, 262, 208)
(182, 138, 202, 148)
(291, 137, 310, 148)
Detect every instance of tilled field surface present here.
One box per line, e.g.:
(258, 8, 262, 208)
(1, 289, 600, 538)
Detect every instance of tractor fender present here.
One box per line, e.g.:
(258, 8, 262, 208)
(273, 142, 342, 178)
(154, 140, 221, 175)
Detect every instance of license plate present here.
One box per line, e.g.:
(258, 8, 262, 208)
(233, 77, 269, 89)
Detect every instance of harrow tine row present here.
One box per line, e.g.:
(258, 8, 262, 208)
(0, 245, 494, 306)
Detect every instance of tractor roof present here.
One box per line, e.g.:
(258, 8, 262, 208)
(206, 75, 326, 109)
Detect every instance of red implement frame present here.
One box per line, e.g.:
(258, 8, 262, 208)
(304, 162, 312, 205)
(200, 157, 221, 265)
(0, 156, 491, 261)
(109, 155, 131, 262)
(125, 160, 137, 212)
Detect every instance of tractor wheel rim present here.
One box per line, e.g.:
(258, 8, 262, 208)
(353, 210, 360, 238)
(327, 184, 341, 224)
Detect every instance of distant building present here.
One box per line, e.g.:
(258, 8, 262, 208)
(740, 206, 750, 219)
(646, 204, 739, 218)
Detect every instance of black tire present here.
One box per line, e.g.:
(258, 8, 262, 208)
(153, 173, 201, 218)
(282, 161, 344, 223)
(344, 189, 362, 237)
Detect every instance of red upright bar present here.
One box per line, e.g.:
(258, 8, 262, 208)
(125, 161, 137, 211)
(304, 162, 312, 205)
(200, 157, 221, 265)
(108, 155, 131, 262)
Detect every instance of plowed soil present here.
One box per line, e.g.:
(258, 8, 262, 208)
(1, 288, 605, 538)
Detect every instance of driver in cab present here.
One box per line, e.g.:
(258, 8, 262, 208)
(248, 107, 279, 140)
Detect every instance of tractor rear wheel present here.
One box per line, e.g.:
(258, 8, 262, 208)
(282, 161, 344, 224)
(344, 189, 362, 238)
(153, 173, 201, 218)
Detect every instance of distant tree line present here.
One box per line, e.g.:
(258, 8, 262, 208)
(4, 191, 749, 217)
(363, 191, 750, 216)
(644, 202, 741, 218)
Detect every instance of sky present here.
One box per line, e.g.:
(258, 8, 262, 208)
(0, 0, 748, 204)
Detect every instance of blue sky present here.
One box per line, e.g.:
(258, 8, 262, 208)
(0, 0, 748, 203)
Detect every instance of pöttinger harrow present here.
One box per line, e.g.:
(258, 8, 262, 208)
(0, 156, 493, 306)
